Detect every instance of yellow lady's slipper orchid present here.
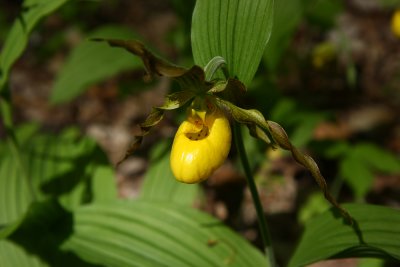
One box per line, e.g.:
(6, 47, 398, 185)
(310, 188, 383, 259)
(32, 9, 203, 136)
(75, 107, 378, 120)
(170, 104, 231, 183)
(392, 9, 400, 38)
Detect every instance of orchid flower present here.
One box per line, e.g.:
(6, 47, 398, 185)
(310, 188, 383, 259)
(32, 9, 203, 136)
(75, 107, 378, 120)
(94, 38, 352, 223)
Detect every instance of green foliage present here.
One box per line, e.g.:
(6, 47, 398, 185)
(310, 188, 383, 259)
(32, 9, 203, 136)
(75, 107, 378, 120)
(0, 0, 69, 90)
(191, 0, 274, 85)
(140, 141, 200, 206)
(0, 125, 114, 225)
(0, 125, 267, 267)
(50, 25, 142, 104)
(1, 1, 399, 267)
(289, 203, 400, 267)
(325, 142, 400, 199)
(298, 192, 330, 224)
(0, 240, 48, 267)
(0, 123, 115, 266)
(6, 200, 95, 267)
(62, 200, 267, 267)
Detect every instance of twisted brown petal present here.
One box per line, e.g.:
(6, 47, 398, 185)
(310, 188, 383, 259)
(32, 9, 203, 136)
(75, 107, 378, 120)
(267, 120, 353, 224)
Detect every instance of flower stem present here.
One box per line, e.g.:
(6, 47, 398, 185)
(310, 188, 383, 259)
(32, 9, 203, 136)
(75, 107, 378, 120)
(233, 123, 276, 267)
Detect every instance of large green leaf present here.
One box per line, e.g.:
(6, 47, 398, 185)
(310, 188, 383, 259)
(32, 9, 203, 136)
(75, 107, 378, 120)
(5, 199, 97, 267)
(0, 155, 33, 226)
(289, 204, 400, 267)
(0, 126, 115, 266)
(91, 166, 117, 203)
(0, 0, 69, 90)
(191, 0, 274, 86)
(140, 141, 200, 206)
(24, 128, 110, 210)
(0, 126, 114, 226)
(63, 200, 267, 267)
(50, 25, 142, 104)
(340, 156, 375, 200)
(0, 240, 48, 267)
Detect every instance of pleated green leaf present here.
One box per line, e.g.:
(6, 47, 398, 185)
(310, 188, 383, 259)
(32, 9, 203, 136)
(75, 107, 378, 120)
(0, 126, 114, 227)
(191, 0, 274, 86)
(289, 204, 400, 267)
(0, 0, 69, 90)
(0, 126, 114, 266)
(0, 240, 48, 267)
(24, 128, 109, 210)
(0, 155, 33, 226)
(63, 200, 267, 267)
(140, 141, 200, 206)
(51, 25, 142, 104)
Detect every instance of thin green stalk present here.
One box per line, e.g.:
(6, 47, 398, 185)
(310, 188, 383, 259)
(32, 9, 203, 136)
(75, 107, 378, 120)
(233, 123, 276, 267)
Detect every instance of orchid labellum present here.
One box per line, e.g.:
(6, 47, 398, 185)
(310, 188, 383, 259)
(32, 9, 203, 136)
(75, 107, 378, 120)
(170, 103, 231, 183)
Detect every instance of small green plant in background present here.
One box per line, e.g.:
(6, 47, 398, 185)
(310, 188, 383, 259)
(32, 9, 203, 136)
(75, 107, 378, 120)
(1, 1, 400, 267)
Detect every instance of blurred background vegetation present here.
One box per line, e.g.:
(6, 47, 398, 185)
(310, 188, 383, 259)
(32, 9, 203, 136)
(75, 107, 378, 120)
(1, 0, 400, 266)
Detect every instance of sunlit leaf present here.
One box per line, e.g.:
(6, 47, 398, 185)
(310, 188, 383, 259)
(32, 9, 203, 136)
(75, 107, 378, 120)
(289, 203, 400, 267)
(0, 240, 48, 267)
(91, 166, 117, 203)
(340, 156, 375, 200)
(0, 155, 32, 226)
(191, 0, 274, 85)
(0, 126, 113, 227)
(62, 200, 267, 267)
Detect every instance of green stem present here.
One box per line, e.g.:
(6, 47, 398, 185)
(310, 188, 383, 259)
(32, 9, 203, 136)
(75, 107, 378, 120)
(233, 123, 276, 267)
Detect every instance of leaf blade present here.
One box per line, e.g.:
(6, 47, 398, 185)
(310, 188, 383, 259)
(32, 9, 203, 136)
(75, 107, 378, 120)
(289, 204, 400, 267)
(63, 200, 267, 267)
(0, 240, 48, 267)
(191, 0, 274, 85)
(51, 25, 142, 104)
(0, 0, 69, 90)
